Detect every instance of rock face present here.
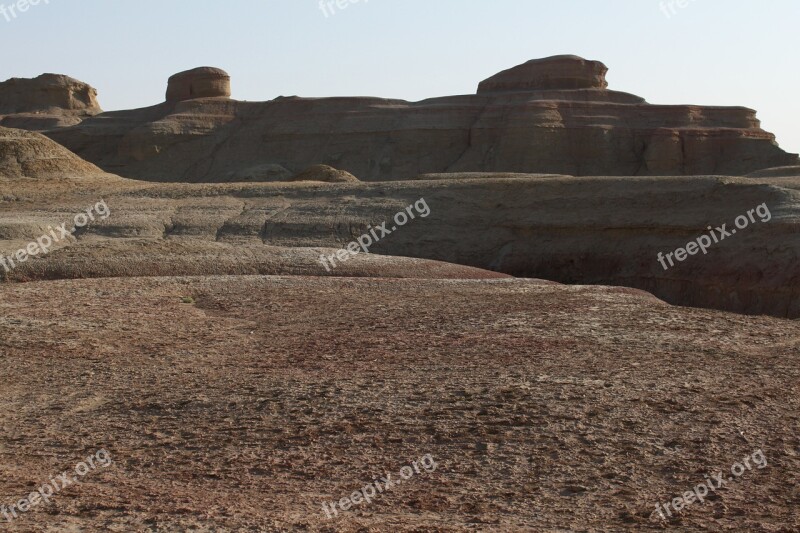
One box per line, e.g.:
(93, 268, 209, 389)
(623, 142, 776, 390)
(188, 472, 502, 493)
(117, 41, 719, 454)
(477, 54, 609, 93)
(13, 57, 799, 181)
(0, 74, 102, 130)
(166, 67, 231, 102)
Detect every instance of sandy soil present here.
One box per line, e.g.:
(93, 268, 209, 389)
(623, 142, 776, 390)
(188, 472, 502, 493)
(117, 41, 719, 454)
(0, 275, 797, 532)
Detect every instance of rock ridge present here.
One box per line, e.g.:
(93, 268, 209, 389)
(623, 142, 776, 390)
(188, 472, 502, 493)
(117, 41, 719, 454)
(3, 57, 798, 180)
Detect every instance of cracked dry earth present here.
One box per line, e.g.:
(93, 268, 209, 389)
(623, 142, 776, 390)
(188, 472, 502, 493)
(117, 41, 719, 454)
(0, 275, 798, 532)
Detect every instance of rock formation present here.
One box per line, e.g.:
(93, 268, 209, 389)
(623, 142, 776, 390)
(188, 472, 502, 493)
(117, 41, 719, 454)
(0, 74, 101, 130)
(31, 57, 795, 182)
(477, 54, 609, 93)
(166, 67, 231, 102)
(1, 59, 797, 317)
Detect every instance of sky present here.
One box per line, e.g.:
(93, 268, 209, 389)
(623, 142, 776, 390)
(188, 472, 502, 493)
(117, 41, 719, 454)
(1, 0, 798, 153)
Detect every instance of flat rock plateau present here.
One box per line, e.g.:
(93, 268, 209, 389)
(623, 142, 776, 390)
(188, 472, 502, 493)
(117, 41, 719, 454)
(0, 56, 798, 532)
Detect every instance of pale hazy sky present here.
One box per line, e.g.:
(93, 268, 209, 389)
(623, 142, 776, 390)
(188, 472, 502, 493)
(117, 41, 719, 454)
(2, 0, 798, 153)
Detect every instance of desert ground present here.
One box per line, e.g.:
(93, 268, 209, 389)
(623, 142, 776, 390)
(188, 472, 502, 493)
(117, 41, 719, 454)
(1, 276, 798, 532)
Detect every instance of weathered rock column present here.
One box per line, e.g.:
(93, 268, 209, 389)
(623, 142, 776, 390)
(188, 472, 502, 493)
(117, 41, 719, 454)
(165, 67, 231, 102)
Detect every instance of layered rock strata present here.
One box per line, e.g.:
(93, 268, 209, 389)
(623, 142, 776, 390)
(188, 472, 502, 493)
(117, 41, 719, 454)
(1, 56, 793, 182)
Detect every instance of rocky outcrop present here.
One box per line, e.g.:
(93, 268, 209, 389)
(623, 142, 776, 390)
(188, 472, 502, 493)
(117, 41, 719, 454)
(0, 74, 101, 130)
(166, 67, 231, 102)
(477, 54, 609, 93)
(16, 57, 799, 181)
(0, 74, 101, 115)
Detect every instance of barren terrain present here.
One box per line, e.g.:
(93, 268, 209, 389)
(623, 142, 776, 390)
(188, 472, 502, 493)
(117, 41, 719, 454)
(1, 51, 799, 532)
(0, 276, 798, 531)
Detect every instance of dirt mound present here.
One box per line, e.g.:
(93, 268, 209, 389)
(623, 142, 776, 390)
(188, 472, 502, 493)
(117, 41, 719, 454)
(291, 165, 360, 183)
(0, 126, 106, 179)
(2, 239, 512, 282)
